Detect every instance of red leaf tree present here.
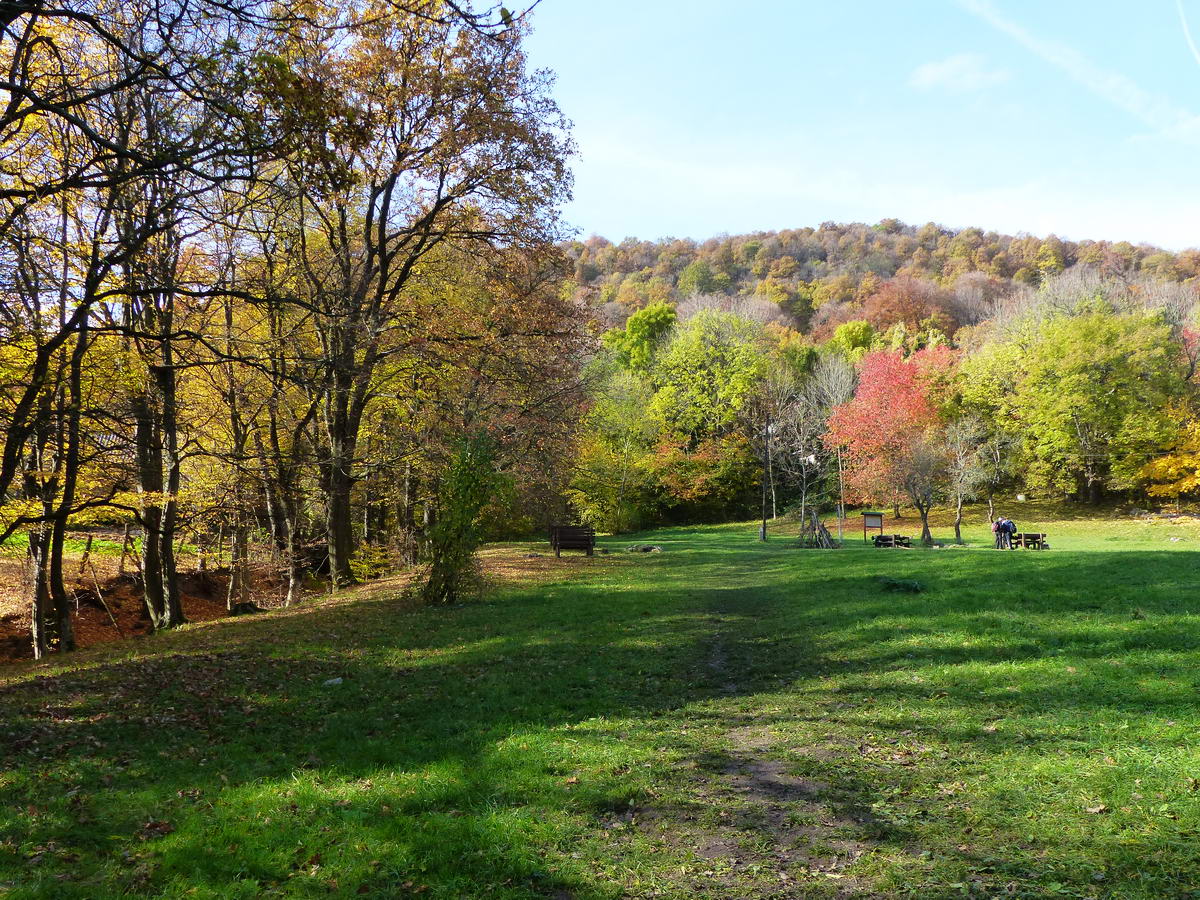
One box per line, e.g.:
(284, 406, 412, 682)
(824, 348, 957, 542)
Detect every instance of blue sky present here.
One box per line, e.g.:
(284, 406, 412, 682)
(523, 1, 1200, 249)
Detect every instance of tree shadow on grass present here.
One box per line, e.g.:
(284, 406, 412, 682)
(0, 554, 877, 899)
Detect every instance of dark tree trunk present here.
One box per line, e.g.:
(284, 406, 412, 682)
(158, 330, 185, 626)
(226, 525, 250, 613)
(47, 515, 75, 651)
(46, 319, 88, 651)
(134, 397, 168, 628)
(326, 457, 356, 588)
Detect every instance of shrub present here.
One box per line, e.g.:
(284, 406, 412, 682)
(421, 434, 500, 605)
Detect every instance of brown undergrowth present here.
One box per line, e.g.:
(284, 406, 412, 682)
(0, 542, 593, 666)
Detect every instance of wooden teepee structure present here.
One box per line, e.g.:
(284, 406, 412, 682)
(797, 508, 839, 548)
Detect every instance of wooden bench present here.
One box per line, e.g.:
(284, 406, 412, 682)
(550, 525, 595, 557)
(873, 534, 912, 549)
(1011, 532, 1047, 550)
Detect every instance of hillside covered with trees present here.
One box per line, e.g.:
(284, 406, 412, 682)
(566, 220, 1200, 335)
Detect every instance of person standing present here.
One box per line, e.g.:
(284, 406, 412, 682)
(992, 518, 1004, 549)
(1003, 517, 1017, 549)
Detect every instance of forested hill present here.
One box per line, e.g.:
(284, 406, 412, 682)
(564, 220, 1198, 334)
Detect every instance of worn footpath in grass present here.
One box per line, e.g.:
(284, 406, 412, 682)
(2, 510, 1200, 898)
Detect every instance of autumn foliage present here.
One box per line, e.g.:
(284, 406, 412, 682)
(824, 348, 956, 508)
(861, 275, 958, 334)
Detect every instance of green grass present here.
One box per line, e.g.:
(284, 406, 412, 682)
(0, 533, 128, 560)
(3, 510, 1200, 898)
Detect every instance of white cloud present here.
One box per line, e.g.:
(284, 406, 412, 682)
(960, 0, 1200, 144)
(909, 53, 1011, 93)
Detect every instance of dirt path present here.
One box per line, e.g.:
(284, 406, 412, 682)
(646, 583, 882, 897)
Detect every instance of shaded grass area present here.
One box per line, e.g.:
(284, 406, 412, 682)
(1, 517, 1200, 897)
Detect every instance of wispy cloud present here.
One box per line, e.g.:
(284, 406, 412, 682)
(1177, 0, 1200, 70)
(910, 53, 1010, 93)
(959, 0, 1200, 142)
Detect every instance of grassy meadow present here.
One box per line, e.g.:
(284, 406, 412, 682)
(2, 506, 1200, 898)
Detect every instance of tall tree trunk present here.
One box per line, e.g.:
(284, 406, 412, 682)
(798, 481, 807, 538)
(326, 456, 356, 588)
(283, 523, 301, 606)
(47, 515, 75, 651)
(47, 320, 87, 651)
(28, 528, 51, 660)
(275, 480, 304, 606)
(400, 462, 418, 565)
(156, 354, 185, 628)
(758, 426, 769, 542)
(836, 445, 846, 541)
(954, 495, 964, 544)
(134, 397, 167, 629)
(222, 296, 252, 614)
(767, 429, 777, 520)
(363, 501, 374, 546)
(321, 361, 361, 588)
(226, 523, 250, 613)
(319, 344, 363, 588)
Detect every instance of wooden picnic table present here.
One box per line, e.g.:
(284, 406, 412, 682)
(873, 534, 912, 549)
(1011, 532, 1047, 550)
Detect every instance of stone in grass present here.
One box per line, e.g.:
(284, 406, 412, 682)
(878, 576, 926, 593)
(626, 544, 663, 553)
(323, 677, 344, 687)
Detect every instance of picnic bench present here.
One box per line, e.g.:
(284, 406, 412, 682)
(873, 534, 912, 549)
(550, 524, 595, 557)
(1011, 532, 1047, 550)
